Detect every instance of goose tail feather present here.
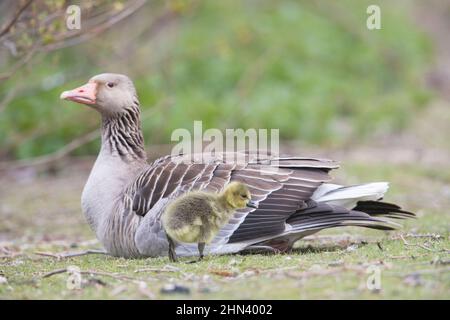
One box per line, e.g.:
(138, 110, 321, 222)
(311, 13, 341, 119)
(312, 182, 390, 209)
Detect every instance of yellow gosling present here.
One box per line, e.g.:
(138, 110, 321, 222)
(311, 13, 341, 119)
(162, 182, 257, 262)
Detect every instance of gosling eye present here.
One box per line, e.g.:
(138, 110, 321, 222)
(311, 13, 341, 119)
(240, 194, 248, 199)
(106, 82, 115, 88)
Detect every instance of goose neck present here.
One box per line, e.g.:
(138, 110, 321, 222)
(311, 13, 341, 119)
(100, 104, 147, 162)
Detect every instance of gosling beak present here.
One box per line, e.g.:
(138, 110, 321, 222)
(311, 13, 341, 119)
(60, 82, 97, 105)
(246, 200, 258, 209)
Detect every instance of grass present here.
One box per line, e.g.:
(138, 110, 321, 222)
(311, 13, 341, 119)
(1, 155, 449, 299)
(0, 226, 448, 299)
(0, 0, 448, 300)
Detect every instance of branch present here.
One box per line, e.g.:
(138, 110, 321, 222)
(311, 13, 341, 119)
(0, 0, 34, 39)
(0, 128, 100, 171)
(0, 0, 147, 83)
(41, 268, 142, 283)
(41, 0, 148, 52)
(0, 97, 172, 171)
(35, 249, 107, 260)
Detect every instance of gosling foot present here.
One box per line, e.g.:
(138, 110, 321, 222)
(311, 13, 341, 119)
(187, 242, 205, 263)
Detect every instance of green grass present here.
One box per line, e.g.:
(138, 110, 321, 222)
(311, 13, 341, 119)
(0, 0, 447, 300)
(1, 226, 448, 299)
(1, 159, 449, 299)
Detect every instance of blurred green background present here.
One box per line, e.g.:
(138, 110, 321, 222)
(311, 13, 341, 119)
(0, 0, 434, 160)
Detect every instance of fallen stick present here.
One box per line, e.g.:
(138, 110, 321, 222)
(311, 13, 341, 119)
(60, 249, 107, 258)
(42, 268, 68, 278)
(34, 249, 107, 260)
(41, 268, 140, 282)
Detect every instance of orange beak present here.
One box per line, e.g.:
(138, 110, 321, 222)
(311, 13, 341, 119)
(60, 82, 97, 105)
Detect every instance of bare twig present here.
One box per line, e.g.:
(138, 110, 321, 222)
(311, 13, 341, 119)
(41, 268, 143, 283)
(400, 234, 437, 252)
(41, 268, 157, 298)
(41, 0, 147, 52)
(35, 249, 107, 260)
(4, 129, 100, 170)
(404, 233, 443, 240)
(0, 0, 34, 39)
(0, 1, 148, 84)
(0, 97, 171, 171)
(42, 268, 68, 278)
(60, 249, 107, 258)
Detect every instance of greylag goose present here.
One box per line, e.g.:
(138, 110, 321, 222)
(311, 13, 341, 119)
(60, 73, 415, 258)
(162, 182, 257, 262)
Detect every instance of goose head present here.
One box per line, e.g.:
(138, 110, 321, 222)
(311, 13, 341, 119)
(60, 73, 138, 117)
(223, 182, 258, 209)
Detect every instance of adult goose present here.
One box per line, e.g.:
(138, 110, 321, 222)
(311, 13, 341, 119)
(60, 73, 414, 258)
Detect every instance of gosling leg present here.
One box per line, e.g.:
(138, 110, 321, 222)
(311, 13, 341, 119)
(186, 242, 206, 264)
(198, 242, 205, 261)
(167, 235, 177, 262)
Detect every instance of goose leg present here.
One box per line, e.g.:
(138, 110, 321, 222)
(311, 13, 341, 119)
(166, 235, 177, 262)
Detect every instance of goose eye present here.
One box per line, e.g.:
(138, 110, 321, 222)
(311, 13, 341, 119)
(106, 82, 115, 88)
(240, 194, 247, 199)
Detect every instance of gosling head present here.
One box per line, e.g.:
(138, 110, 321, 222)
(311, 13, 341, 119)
(222, 182, 258, 209)
(60, 73, 138, 117)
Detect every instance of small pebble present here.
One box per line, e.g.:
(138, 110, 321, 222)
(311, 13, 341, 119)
(160, 283, 190, 295)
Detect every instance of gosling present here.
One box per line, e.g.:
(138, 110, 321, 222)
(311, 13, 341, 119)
(162, 182, 258, 262)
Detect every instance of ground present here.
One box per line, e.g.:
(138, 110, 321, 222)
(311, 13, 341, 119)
(0, 124, 449, 299)
(1, 0, 450, 300)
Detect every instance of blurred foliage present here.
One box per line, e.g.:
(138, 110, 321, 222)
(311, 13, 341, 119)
(0, 0, 433, 160)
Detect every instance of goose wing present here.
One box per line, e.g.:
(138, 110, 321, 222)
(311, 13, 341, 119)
(126, 151, 339, 247)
